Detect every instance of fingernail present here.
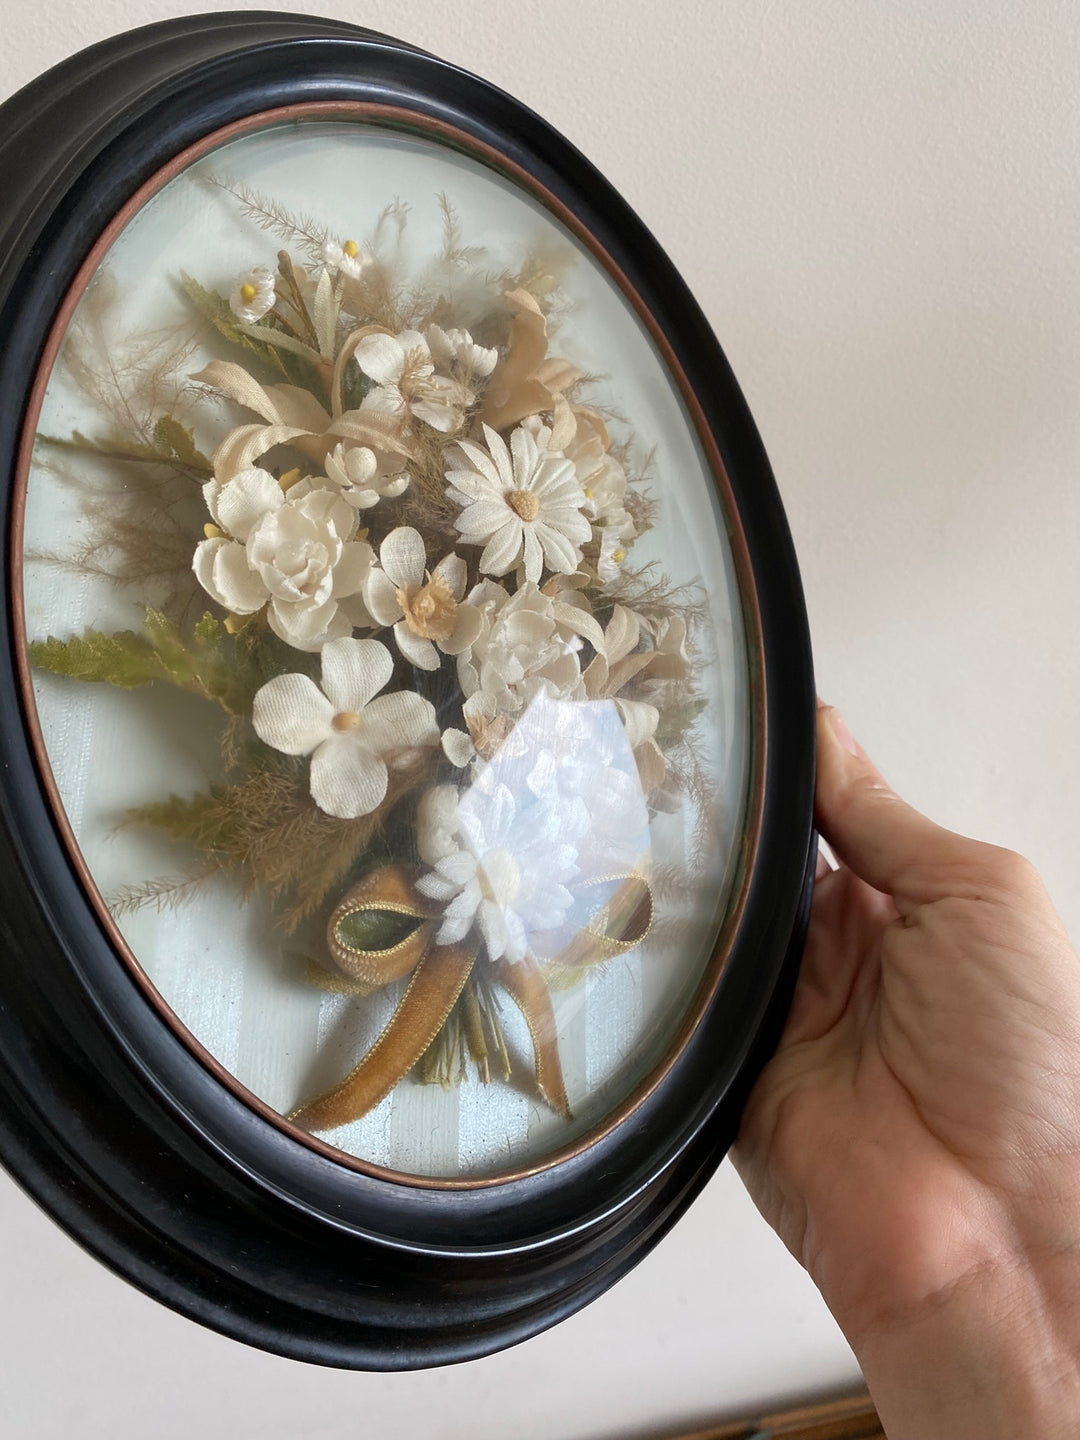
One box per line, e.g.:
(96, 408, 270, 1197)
(825, 705, 860, 757)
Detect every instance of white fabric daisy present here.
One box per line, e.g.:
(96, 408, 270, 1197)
(363, 526, 483, 671)
(229, 265, 276, 325)
(445, 422, 591, 583)
(252, 638, 438, 819)
(415, 781, 578, 964)
(322, 238, 371, 280)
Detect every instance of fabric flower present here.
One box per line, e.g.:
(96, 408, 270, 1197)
(322, 238, 371, 280)
(193, 468, 373, 651)
(596, 526, 627, 584)
(426, 325, 498, 380)
(324, 441, 410, 509)
(415, 781, 578, 963)
(363, 526, 483, 671)
(229, 265, 276, 324)
(456, 579, 589, 716)
(355, 329, 471, 433)
(446, 422, 591, 583)
(252, 638, 437, 818)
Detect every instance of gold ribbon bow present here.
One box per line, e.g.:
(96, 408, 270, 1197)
(291, 863, 653, 1134)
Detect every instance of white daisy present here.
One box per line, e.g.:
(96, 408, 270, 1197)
(322, 238, 371, 280)
(415, 781, 578, 964)
(229, 265, 276, 325)
(445, 422, 591, 583)
(252, 638, 438, 819)
(363, 526, 483, 671)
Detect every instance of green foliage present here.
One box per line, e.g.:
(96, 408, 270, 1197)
(37, 421, 212, 479)
(29, 627, 168, 690)
(179, 272, 328, 400)
(152, 415, 211, 473)
(30, 610, 262, 714)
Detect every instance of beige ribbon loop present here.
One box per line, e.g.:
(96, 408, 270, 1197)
(326, 863, 442, 990)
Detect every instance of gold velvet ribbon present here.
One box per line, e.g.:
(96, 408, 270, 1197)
(293, 862, 653, 1133)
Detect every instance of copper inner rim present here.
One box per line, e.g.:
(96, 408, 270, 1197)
(9, 101, 769, 1192)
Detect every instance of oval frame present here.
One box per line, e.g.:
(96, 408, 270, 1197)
(0, 13, 815, 1368)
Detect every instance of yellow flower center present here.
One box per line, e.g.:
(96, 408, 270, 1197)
(466, 709, 515, 760)
(613, 548, 626, 564)
(240, 283, 257, 303)
(343, 239, 359, 258)
(507, 488, 540, 522)
(396, 573, 458, 641)
(332, 711, 361, 732)
(203, 523, 224, 539)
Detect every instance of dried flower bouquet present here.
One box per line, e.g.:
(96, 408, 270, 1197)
(30, 186, 709, 1134)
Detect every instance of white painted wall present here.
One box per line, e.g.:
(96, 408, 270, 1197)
(2, 3, 1077, 1435)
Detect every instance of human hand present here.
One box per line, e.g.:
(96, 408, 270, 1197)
(733, 702, 1080, 1438)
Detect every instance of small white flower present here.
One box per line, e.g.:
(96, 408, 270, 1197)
(252, 638, 438, 819)
(229, 265, 276, 325)
(456, 579, 588, 718)
(356, 329, 471, 434)
(426, 324, 498, 380)
(596, 526, 627, 584)
(324, 441, 410, 510)
(322, 238, 371, 280)
(364, 526, 483, 671)
(446, 422, 591, 583)
(415, 781, 578, 963)
(417, 784, 462, 866)
(193, 468, 373, 651)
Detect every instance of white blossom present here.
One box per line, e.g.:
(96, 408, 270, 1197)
(193, 468, 372, 651)
(229, 265, 275, 325)
(324, 441, 409, 509)
(426, 324, 498, 380)
(446, 422, 591, 583)
(252, 638, 437, 819)
(415, 781, 578, 964)
(363, 526, 482, 671)
(596, 526, 627, 584)
(355, 329, 471, 433)
(322, 238, 371, 280)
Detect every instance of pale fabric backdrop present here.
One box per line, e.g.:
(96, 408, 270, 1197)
(1, 3, 1078, 1437)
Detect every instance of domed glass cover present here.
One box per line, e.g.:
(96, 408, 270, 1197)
(20, 116, 752, 1180)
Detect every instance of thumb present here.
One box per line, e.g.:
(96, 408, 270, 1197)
(816, 702, 986, 912)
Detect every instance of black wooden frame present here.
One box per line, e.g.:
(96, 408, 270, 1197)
(0, 12, 815, 1368)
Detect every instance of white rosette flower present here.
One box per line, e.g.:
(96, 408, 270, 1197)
(355, 329, 471, 434)
(229, 265, 275, 324)
(426, 324, 498, 380)
(446, 422, 591, 583)
(252, 637, 438, 819)
(457, 580, 590, 715)
(324, 441, 410, 510)
(193, 467, 373, 651)
(322, 238, 371, 280)
(415, 781, 578, 964)
(364, 526, 483, 671)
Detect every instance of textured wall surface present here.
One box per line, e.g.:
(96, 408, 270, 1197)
(1, 3, 1078, 1436)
